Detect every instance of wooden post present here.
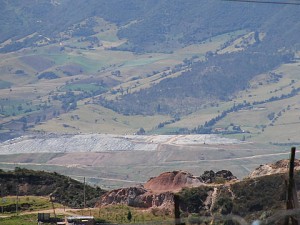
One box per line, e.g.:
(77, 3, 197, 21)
(50, 194, 56, 219)
(16, 184, 19, 215)
(289, 147, 296, 181)
(174, 194, 185, 225)
(285, 147, 299, 225)
(1, 184, 3, 214)
(84, 177, 86, 209)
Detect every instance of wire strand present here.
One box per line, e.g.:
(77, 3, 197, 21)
(222, 0, 300, 5)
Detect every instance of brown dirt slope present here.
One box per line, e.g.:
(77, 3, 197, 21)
(144, 171, 203, 193)
(249, 159, 300, 178)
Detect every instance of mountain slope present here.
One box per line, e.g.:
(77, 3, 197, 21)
(0, 167, 106, 208)
(0, 0, 299, 144)
(101, 50, 292, 115)
(1, 1, 299, 52)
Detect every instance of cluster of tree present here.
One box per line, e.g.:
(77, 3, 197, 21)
(53, 83, 107, 112)
(37, 71, 60, 80)
(53, 91, 78, 112)
(72, 27, 95, 37)
(157, 117, 180, 129)
(192, 102, 251, 134)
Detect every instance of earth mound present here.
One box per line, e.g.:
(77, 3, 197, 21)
(144, 171, 203, 193)
(95, 170, 238, 209)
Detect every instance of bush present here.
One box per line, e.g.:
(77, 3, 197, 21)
(38, 72, 59, 80)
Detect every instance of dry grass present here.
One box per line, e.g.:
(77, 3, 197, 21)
(33, 104, 171, 134)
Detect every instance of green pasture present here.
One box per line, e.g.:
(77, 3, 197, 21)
(0, 196, 63, 214)
(0, 99, 41, 117)
(80, 205, 174, 224)
(0, 80, 12, 89)
(0, 214, 37, 225)
(33, 104, 171, 134)
(123, 55, 168, 67)
(46, 54, 102, 73)
(60, 83, 107, 93)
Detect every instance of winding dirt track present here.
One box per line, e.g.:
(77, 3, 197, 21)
(0, 207, 98, 218)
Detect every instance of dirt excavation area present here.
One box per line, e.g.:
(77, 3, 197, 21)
(0, 134, 241, 154)
(0, 133, 293, 188)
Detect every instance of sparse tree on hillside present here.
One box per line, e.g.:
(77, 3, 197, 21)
(127, 210, 132, 222)
(137, 127, 145, 135)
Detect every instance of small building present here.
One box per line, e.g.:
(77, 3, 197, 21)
(66, 216, 95, 225)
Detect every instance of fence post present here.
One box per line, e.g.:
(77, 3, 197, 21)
(285, 147, 299, 225)
(174, 194, 185, 225)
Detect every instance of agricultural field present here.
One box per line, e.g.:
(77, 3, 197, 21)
(0, 25, 245, 137)
(157, 57, 300, 145)
(0, 214, 37, 225)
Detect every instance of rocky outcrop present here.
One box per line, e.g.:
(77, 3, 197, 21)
(144, 171, 203, 192)
(201, 170, 238, 183)
(95, 186, 174, 209)
(249, 159, 300, 178)
(95, 170, 238, 209)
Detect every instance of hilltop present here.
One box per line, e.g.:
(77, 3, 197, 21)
(0, 167, 106, 208)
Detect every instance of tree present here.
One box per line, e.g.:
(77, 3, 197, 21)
(127, 210, 132, 222)
(137, 128, 145, 135)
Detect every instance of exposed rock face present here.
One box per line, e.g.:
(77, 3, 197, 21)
(249, 159, 300, 178)
(144, 171, 203, 192)
(201, 170, 237, 183)
(95, 170, 238, 209)
(95, 186, 174, 209)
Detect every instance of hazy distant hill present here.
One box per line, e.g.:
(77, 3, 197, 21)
(0, 0, 299, 143)
(118, 0, 300, 52)
(1, 1, 299, 52)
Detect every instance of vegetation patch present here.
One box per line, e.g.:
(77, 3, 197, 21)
(79, 205, 173, 224)
(0, 80, 12, 89)
(61, 83, 106, 93)
(0, 196, 63, 214)
(20, 55, 55, 72)
(37, 71, 59, 80)
(0, 214, 37, 225)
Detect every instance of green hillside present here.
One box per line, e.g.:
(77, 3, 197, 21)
(0, 168, 106, 208)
